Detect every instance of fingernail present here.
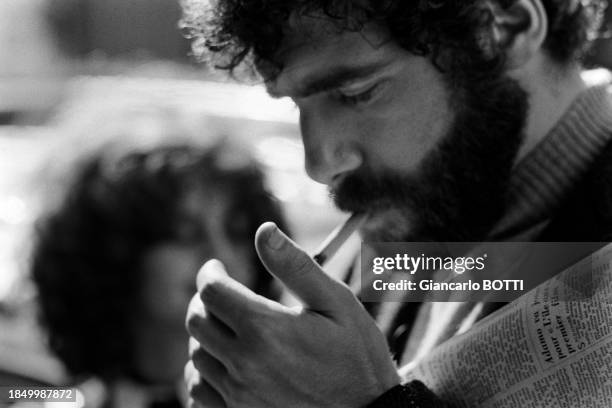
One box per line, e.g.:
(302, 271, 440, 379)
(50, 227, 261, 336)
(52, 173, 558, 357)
(266, 224, 285, 250)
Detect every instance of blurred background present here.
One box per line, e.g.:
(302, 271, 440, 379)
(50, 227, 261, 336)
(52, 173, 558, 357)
(0, 0, 610, 401)
(0, 0, 358, 395)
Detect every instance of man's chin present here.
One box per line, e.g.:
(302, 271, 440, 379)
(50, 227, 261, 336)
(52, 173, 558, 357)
(359, 207, 415, 242)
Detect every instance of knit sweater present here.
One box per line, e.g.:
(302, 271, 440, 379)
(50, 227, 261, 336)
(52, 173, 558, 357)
(367, 79, 612, 407)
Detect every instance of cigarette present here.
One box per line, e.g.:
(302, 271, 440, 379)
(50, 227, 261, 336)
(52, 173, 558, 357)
(313, 213, 367, 266)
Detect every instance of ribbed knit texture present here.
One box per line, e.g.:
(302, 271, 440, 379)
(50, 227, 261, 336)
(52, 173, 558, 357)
(491, 83, 612, 239)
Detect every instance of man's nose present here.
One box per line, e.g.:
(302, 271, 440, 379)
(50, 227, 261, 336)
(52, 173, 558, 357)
(300, 112, 363, 185)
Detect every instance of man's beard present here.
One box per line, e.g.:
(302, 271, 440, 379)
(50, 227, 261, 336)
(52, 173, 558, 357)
(331, 75, 529, 242)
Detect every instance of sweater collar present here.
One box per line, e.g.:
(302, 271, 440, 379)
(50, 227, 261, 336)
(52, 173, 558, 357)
(490, 77, 612, 240)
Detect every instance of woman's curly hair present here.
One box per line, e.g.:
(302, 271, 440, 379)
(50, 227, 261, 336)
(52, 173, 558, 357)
(180, 0, 608, 80)
(31, 142, 287, 381)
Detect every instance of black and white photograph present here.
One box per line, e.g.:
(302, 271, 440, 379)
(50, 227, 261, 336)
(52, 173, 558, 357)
(1, 1, 612, 407)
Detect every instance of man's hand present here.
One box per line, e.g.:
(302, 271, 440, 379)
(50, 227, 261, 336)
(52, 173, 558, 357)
(185, 222, 400, 408)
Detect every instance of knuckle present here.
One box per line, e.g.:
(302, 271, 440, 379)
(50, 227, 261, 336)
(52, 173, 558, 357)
(188, 337, 200, 356)
(187, 293, 200, 309)
(184, 361, 197, 384)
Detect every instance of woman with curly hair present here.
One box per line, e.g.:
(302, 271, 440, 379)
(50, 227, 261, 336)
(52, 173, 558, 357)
(31, 141, 287, 407)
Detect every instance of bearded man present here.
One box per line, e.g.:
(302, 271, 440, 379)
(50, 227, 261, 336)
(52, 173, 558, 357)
(181, 1, 612, 407)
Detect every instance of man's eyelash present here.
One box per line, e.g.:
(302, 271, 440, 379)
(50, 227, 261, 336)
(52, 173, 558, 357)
(336, 84, 380, 105)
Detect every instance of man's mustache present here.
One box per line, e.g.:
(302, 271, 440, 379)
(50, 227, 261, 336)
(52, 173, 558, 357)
(329, 170, 414, 213)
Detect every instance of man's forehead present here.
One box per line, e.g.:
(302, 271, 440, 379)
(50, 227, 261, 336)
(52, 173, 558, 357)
(266, 16, 392, 96)
(279, 8, 386, 51)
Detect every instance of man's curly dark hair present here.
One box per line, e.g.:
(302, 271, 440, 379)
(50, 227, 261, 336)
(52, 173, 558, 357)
(180, 0, 608, 80)
(31, 142, 287, 381)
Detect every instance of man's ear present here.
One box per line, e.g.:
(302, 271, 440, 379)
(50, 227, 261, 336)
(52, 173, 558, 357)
(489, 0, 548, 69)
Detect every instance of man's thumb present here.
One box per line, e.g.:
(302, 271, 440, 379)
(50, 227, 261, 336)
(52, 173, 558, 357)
(255, 222, 348, 312)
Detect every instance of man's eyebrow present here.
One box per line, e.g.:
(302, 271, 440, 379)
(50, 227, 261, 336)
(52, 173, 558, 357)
(267, 63, 386, 99)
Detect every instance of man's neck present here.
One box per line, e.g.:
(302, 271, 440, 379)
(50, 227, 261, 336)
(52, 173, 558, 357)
(512, 58, 588, 162)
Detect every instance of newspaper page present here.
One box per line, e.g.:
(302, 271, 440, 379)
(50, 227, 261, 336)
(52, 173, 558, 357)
(402, 243, 612, 407)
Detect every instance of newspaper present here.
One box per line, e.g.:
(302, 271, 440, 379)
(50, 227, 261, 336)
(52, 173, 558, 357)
(402, 243, 612, 407)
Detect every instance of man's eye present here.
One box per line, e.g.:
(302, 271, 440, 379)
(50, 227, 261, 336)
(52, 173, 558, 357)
(336, 83, 380, 106)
